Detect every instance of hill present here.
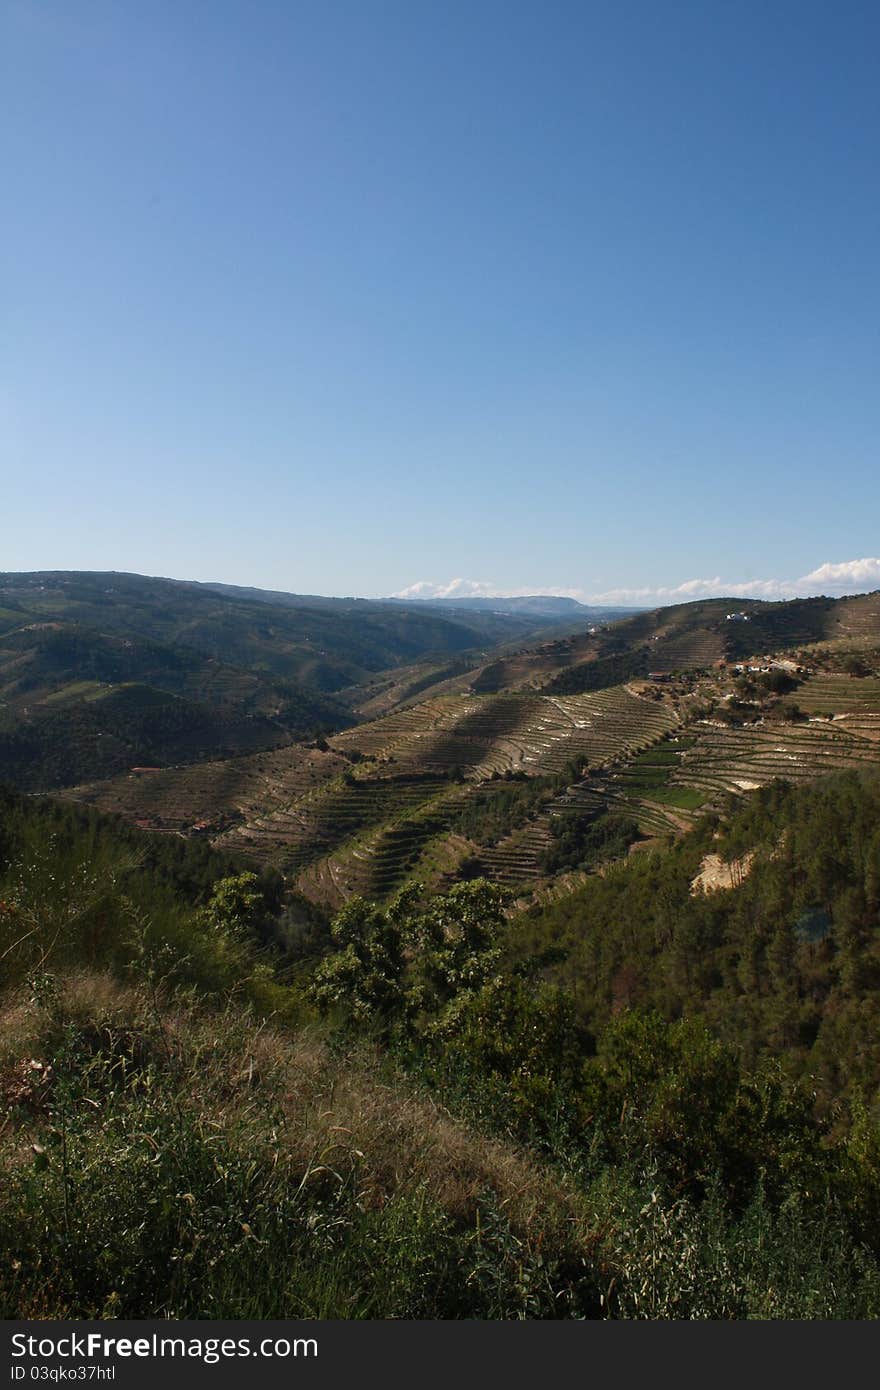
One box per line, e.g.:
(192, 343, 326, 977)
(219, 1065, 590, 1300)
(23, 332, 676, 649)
(513, 770, 880, 1109)
(0, 571, 559, 791)
(0, 613, 349, 791)
(0, 571, 546, 691)
(458, 591, 880, 698)
(61, 684, 681, 904)
(385, 594, 638, 621)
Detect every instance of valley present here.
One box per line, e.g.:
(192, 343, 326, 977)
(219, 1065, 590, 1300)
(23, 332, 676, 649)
(26, 575, 878, 918)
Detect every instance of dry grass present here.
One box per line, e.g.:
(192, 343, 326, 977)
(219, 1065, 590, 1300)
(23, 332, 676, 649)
(1, 970, 594, 1254)
(279, 1042, 591, 1236)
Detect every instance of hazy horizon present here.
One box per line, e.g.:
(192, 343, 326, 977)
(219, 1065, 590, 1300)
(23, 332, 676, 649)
(4, 556, 880, 609)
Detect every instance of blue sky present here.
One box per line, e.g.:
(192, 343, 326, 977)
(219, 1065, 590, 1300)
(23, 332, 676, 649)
(3, 1, 879, 602)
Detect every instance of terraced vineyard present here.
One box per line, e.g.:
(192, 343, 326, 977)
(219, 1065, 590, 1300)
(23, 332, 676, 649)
(350, 657, 480, 719)
(329, 695, 475, 762)
(785, 674, 880, 717)
(215, 773, 450, 874)
(300, 786, 476, 904)
(276, 686, 681, 900)
(332, 688, 680, 778)
(471, 599, 738, 696)
(646, 627, 725, 671)
(470, 751, 700, 888)
(539, 670, 880, 845)
(59, 743, 348, 834)
(470, 819, 555, 886)
(470, 639, 587, 694)
(667, 717, 880, 802)
(56, 681, 685, 903)
(648, 668, 880, 810)
(512, 689, 681, 771)
(454, 672, 880, 887)
(469, 592, 880, 702)
(605, 737, 707, 831)
(834, 592, 880, 641)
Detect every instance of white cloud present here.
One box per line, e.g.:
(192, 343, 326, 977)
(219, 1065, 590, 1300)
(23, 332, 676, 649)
(797, 558, 880, 591)
(394, 558, 880, 609)
(392, 578, 496, 600)
(588, 558, 880, 607)
(391, 578, 586, 601)
(588, 576, 791, 605)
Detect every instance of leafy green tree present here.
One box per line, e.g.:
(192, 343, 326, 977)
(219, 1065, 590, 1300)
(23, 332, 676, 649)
(309, 879, 508, 1033)
(404, 879, 507, 1018)
(308, 896, 405, 1025)
(202, 872, 263, 936)
(187, 871, 273, 988)
(580, 1011, 827, 1205)
(426, 975, 589, 1144)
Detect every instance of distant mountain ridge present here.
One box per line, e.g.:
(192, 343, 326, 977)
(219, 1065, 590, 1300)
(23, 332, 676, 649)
(201, 581, 637, 625)
(384, 594, 641, 621)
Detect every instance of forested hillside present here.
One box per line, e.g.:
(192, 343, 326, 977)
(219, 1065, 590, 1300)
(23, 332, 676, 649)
(3, 774, 880, 1318)
(0, 572, 548, 691)
(0, 571, 557, 792)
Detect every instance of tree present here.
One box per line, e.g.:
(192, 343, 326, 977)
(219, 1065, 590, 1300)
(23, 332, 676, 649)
(308, 896, 405, 1025)
(308, 879, 509, 1033)
(203, 872, 263, 936)
(843, 654, 871, 678)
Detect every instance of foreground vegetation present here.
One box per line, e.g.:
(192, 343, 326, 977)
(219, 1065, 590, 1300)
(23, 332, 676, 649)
(2, 770, 880, 1318)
